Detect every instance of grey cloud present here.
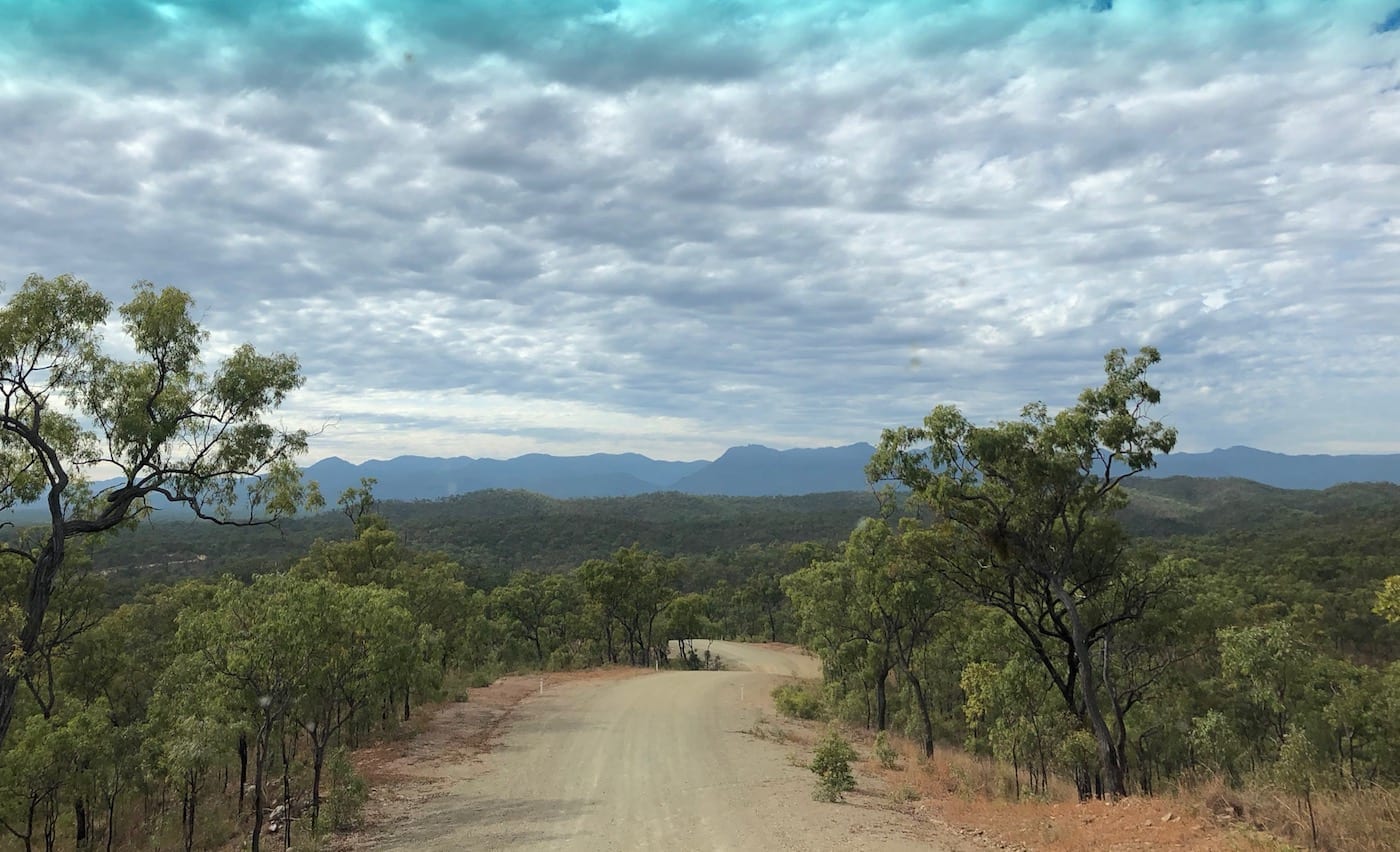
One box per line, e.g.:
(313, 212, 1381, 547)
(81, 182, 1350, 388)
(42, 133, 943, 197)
(3, 3, 1399, 459)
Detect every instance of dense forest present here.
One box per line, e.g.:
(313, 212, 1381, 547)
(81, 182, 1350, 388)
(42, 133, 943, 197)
(82, 489, 880, 597)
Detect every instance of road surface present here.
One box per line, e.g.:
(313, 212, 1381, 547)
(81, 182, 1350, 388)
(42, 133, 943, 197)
(366, 641, 975, 850)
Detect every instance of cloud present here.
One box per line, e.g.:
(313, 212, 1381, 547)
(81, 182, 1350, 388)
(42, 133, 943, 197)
(2, 1, 1399, 461)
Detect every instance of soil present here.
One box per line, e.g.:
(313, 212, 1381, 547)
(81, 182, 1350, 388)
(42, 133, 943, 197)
(337, 641, 994, 851)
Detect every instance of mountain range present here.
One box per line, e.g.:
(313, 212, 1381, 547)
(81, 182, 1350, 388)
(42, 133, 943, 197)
(302, 443, 876, 501)
(299, 443, 1400, 502)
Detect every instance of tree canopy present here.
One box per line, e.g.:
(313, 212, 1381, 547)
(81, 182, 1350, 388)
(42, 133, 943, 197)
(867, 346, 1177, 797)
(0, 273, 316, 749)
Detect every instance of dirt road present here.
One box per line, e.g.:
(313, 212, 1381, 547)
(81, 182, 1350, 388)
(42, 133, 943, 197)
(363, 641, 981, 851)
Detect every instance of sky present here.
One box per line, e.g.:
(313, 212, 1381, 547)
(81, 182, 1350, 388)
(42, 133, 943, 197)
(2, 1, 1398, 463)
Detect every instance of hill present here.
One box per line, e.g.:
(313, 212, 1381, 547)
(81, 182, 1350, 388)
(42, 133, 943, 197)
(1144, 445, 1400, 489)
(88, 489, 881, 596)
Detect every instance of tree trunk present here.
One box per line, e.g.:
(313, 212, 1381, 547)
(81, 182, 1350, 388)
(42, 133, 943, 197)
(281, 733, 292, 852)
(182, 771, 197, 852)
(42, 793, 56, 852)
(105, 794, 116, 852)
(250, 722, 268, 852)
(311, 741, 326, 832)
(905, 671, 936, 758)
(874, 667, 889, 731)
(238, 733, 249, 814)
(0, 543, 63, 749)
(74, 798, 87, 849)
(1051, 579, 1128, 798)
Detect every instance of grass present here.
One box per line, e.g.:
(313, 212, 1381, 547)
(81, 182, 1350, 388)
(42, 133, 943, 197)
(1188, 775, 1400, 852)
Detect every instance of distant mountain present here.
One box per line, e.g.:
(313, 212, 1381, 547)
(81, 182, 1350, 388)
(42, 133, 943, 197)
(11, 444, 1400, 526)
(303, 452, 710, 501)
(670, 443, 877, 496)
(1143, 446, 1400, 490)
(126, 444, 1400, 503)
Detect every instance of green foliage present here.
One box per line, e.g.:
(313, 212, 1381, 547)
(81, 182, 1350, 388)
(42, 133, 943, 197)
(322, 747, 368, 832)
(0, 274, 315, 752)
(867, 347, 1176, 798)
(577, 545, 679, 667)
(773, 682, 826, 720)
(810, 730, 859, 801)
(85, 490, 876, 597)
(1188, 709, 1247, 779)
(7, 337, 1400, 848)
(1377, 576, 1400, 624)
(1055, 729, 1101, 782)
(1273, 724, 1322, 796)
(874, 730, 899, 768)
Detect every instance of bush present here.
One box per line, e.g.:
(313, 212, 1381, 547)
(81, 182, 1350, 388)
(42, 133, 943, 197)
(810, 730, 859, 801)
(773, 682, 825, 720)
(323, 748, 369, 831)
(874, 730, 900, 769)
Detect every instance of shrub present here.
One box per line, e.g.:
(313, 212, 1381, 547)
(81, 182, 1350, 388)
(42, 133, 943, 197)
(323, 748, 369, 831)
(773, 682, 825, 720)
(810, 729, 859, 801)
(874, 730, 900, 769)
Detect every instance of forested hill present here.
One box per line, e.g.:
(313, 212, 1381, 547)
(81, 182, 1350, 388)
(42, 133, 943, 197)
(85, 477, 1400, 601)
(1119, 476, 1400, 536)
(90, 490, 881, 596)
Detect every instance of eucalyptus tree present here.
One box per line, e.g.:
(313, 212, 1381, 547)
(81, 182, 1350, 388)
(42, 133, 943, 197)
(170, 574, 322, 852)
(783, 544, 897, 731)
(849, 520, 954, 756)
(493, 571, 562, 665)
(0, 274, 315, 748)
(784, 520, 952, 750)
(577, 546, 678, 667)
(1378, 576, 1400, 623)
(867, 347, 1177, 798)
(288, 581, 417, 832)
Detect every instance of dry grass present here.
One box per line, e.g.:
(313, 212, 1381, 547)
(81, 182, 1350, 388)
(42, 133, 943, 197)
(1190, 776, 1400, 852)
(840, 730, 1320, 852)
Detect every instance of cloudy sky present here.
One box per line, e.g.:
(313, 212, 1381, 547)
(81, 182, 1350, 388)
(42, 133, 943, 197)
(2, 1, 1398, 463)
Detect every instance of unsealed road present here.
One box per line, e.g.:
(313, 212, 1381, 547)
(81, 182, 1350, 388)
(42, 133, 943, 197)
(368, 641, 975, 851)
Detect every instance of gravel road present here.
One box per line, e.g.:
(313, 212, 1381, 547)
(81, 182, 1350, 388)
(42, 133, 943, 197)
(365, 641, 979, 851)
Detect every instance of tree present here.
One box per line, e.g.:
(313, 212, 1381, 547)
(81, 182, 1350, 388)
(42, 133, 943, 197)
(784, 544, 897, 732)
(867, 347, 1176, 798)
(493, 571, 564, 665)
(170, 574, 320, 852)
(0, 274, 314, 748)
(577, 546, 678, 667)
(1377, 575, 1400, 624)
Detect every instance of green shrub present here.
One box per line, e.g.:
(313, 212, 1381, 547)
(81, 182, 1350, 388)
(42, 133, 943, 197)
(810, 729, 858, 801)
(773, 682, 825, 720)
(874, 730, 900, 769)
(323, 748, 369, 831)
